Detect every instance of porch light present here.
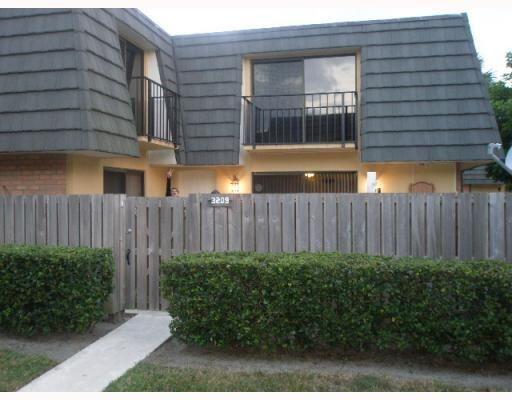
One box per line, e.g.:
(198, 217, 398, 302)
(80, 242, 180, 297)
(367, 171, 378, 193)
(230, 175, 240, 193)
(304, 172, 315, 179)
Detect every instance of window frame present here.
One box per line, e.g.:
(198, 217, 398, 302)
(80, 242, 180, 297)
(119, 37, 145, 84)
(103, 167, 145, 196)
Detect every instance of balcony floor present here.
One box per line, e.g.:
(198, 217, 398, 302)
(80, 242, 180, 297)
(138, 136, 176, 151)
(243, 142, 356, 153)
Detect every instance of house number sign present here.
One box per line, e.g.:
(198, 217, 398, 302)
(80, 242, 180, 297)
(209, 196, 231, 207)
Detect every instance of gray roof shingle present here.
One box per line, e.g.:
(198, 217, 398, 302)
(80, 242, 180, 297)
(173, 13, 501, 165)
(0, 9, 140, 156)
(0, 10, 502, 165)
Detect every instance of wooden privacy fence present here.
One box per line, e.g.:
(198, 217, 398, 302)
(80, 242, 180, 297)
(0, 195, 125, 314)
(0, 193, 511, 312)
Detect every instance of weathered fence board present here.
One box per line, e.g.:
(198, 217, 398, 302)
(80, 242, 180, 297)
(309, 194, 323, 252)
(381, 195, 394, 256)
(282, 194, 295, 252)
(458, 193, 473, 260)
(14, 196, 25, 244)
(411, 194, 425, 257)
(441, 194, 456, 259)
(352, 195, 366, 253)
(367, 194, 380, 255)
(296, 195, 309, 251)
(1, 193, 511, 313)
(0, 197, 4, 244)
(201, 194, 214, 252)
(135, 197, 148, 310)
(426, 195, 441, 259)
(323, 194, 337, 252)
(338, 195, 351, 253)
(214, 206, 228, 252)
(172, 197, 184, 257)
(4, 197, 14, 244)
(489, 193, 505, 260)
(472, 194, 488, 259)
(47, 196, 58, 245)
(185, 194, 200, 253)
(57, 196, 68, 246)
(395, 194, 410, 257)
(68, 196, 80, 247)
(148, 198, 160, 310)
(254, 195, 269, 253)
(125, 197, 136, 309)
(268, 195, 281, 253)
(228, 196, 241, 251)
(25, 197, 36, 245)
(241, 195, 255, 251)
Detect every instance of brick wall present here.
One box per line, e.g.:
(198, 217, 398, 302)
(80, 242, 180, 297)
(0, 154, 67, 195)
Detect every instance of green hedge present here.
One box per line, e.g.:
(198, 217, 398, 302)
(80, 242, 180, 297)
(162, 252, 512, 362)
(0, 245, 113, 335)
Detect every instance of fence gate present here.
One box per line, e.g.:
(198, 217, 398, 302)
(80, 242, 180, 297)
(124, 196, 184, 310)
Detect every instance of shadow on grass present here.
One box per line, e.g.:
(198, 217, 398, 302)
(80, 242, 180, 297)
(106, 363, 487, 392)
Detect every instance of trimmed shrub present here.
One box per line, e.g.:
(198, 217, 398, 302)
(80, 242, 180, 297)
(0, 245, 113, 335)
(162, 252, 512, 362)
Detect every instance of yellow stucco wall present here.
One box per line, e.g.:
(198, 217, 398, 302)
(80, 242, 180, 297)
(171, 169, 217, 195)
(370, 162, 456, 193)
(66, 147, 457, 196)
(168, 151, 457, 195)
(66, 150, 168, 197)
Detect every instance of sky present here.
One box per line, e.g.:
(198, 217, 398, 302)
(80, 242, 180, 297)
(137, 0, 512, 80)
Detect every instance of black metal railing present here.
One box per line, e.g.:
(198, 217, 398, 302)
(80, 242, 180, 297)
(242, 92, 358, 146)
(129, 76, 178, 143)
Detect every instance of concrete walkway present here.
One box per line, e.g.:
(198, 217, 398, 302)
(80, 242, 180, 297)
(20, 311, 171, 392)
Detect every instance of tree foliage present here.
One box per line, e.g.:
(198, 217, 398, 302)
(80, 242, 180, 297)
(486, 51, 512, 186)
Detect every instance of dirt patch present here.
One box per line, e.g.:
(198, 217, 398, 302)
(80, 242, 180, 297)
(146, 338, 512, 391)
(0, 315, 131, 362)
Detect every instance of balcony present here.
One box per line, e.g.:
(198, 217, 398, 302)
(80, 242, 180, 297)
(242, 92, 358, 149)
(129, 76, 178, 145)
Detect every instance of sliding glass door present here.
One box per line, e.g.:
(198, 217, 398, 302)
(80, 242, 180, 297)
(248, 55, 357, 144)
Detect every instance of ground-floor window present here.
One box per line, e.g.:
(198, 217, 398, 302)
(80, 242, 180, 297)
(252, 171, 357, 193)
(104, 168, 144, 196)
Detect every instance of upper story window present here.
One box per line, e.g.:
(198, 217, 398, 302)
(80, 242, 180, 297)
(119, 37, 144, 85)
(253, 55, 356, 96)
(244, 55, 358, 146)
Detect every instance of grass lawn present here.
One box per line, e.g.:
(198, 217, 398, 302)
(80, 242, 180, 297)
(0, 349, 56, 392)
(106, 362, 480, 392)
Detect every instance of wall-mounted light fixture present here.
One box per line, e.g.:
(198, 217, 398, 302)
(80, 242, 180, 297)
(230, 175, 240, 193)
(304, 172, 315, 179)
